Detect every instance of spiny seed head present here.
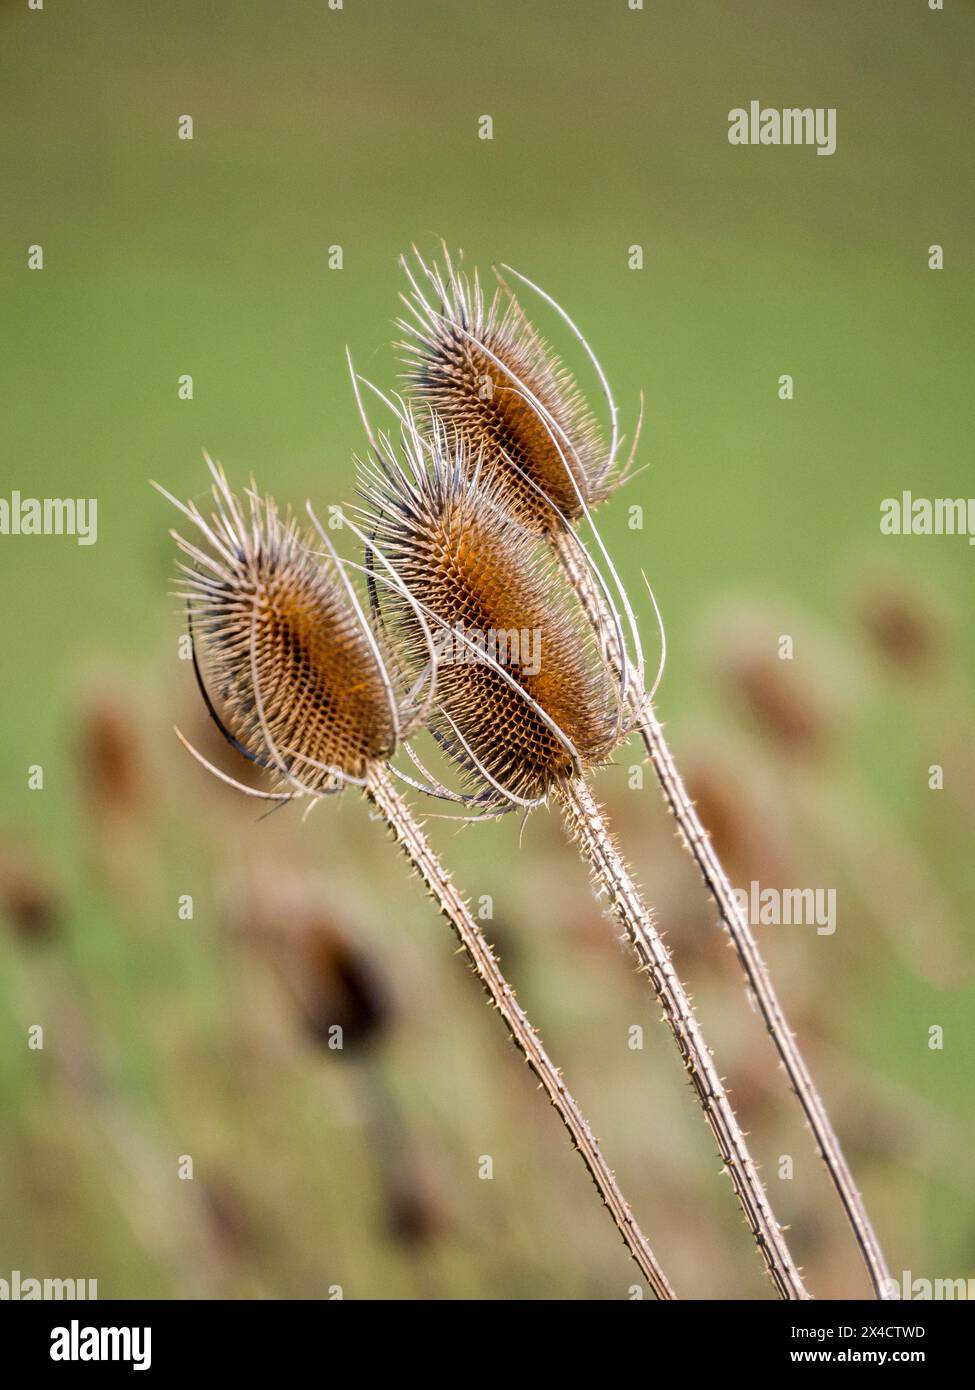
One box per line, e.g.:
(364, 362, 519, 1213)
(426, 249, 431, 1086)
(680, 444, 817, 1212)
(359, 425, 619, 804)
(398, 248, 611, 533)
(166, 467, 397, 792)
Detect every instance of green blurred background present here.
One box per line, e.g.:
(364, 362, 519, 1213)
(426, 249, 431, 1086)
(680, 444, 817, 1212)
(1, 0, 973, 1299)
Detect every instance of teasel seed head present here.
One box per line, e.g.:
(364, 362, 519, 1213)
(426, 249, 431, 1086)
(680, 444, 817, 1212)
(157, 460, 404, 797)
(0, 841, 59, 943)
(857, 574, 945, 678)
(397, 247, 617, 534)
(80, 686, 147, 822)
(385, 1162, 447, 1249)
(222, 861, 392, 1054)
(723, 643, 833, 762)
(358, 421, 621, 807)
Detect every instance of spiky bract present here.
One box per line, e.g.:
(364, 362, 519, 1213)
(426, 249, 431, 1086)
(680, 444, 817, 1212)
(398, 249, 611, 533)
(169, 472, 396, 792)
(359, 426, 618, 804)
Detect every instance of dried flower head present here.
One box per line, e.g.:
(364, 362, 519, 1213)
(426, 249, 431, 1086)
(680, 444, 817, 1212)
(358, 423, 620, 806)
(80, 688, 147, 821)
(294, 924, 390, 1052)
(0, 841, 58, 943)
(397, 248, 617, 533)
(724, 646, 833, 761)
(156, 465, 675, 1296)
(223, 861, 392, 1053)
(159, 462, 403, 796)
(385, 1163, 447, 1248)
(857, 577, 944, 678)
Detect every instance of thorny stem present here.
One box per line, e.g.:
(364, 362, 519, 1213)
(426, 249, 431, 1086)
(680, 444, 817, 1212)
(365, 762, 676, 1299)
(551, 526, 892, 1300)
(557, 775, 808, 1301)
(638, 709, 893, 1297)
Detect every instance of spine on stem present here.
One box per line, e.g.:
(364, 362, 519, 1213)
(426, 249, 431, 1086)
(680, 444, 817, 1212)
(366, 762, 676, 1300)
(553, 523, 890, 1298)
(556, 774, 808, 1301)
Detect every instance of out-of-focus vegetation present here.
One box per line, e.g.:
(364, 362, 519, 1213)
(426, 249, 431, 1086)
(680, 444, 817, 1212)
(1, 0, 972, 1298)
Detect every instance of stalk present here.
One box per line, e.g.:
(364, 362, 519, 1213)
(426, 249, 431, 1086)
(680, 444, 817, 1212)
(366, 762, 676, 1299)
(557, 775, 807, 1300)
(552, 526, 891, 1299)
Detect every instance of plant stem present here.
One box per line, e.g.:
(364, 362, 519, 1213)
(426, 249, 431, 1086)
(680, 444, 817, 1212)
(557, 774, 808, 1301)
(639, 708, 893, 1296)
(365, 761, 676, 1299)
(551, 526, 891, 1299)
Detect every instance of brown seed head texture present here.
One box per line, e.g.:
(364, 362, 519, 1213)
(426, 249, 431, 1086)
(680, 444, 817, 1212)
(171, 478, 396, 791)
(399, 251, 608, 533)
(362, 435, 617, 802)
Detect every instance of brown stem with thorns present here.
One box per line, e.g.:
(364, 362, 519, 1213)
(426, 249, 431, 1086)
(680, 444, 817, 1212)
(557, 775, 808, 1301)
(162, 463, 676, 1297)
(552, 526, 891, 1301)
(366, 761, 676, 1299)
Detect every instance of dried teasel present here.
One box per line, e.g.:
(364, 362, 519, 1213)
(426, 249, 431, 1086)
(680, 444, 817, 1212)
(155, 457, 674, 1298)
(722, 643, 834, 762)
(358, 419, 807, 1299)
(384, 1163, 446, 1249)
(161, 470, 402, 796)
(78, 684, 151, 891)
(856, 574, 945, 679)
(80, 687, 147, 820)
(0, 840, 59, 943)
(224, 863, 392, 1055)
(358, 420, 622, 808)
(221, 856, 435, 1250)
(396, 246, 626, 533)
(291, 924, 390, 1053)
(379, 248, 891, 1299)
(222, 858, 442, 1250)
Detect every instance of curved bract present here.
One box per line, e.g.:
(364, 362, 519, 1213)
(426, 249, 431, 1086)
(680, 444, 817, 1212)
(358, 423, 620, 806)
(398, 247, 614, 533)
(161, 463, 398, 795)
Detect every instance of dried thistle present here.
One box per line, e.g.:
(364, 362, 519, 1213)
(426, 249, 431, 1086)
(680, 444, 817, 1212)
(383, 247, 891, 1300)
(155, 459, 674, 1298)
(359, 421, 807, 1299)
